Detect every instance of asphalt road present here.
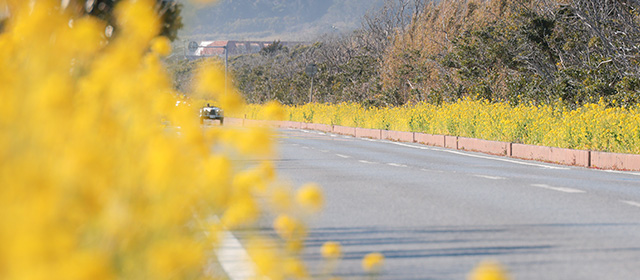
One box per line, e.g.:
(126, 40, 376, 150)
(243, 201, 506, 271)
(269, 128, 640, 280)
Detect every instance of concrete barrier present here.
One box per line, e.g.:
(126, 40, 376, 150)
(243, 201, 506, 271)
(458, 137, 512, 156)
(591, 151, 640, 171)
(309, 123, 333, 133)
(333, 125, 356, 137)
(285, 121, 302, 129)
(382, 130, 414, 142)
(445, 136, 458, 150)
(243, 119, 269, 127)
(511, 143, 590, 167)
(224, 118, 243, 126)
(234, 118, 640, 171)
(414, 133, 445, 147)
(355, 128, 382, 139)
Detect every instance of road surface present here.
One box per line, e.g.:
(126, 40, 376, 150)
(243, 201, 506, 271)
(258, 128, 640, 280)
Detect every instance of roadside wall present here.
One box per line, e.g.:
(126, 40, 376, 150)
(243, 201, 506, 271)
(225, 118, 640, 171)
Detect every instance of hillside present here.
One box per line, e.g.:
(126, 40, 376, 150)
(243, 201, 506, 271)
(177, 0, 385, 40)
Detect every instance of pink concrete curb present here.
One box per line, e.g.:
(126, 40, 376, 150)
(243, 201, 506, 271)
(591, 151, 640, 171)
(458, 137, 512, 156)
(223, 118, 243, 126)
(382, 130, 414, 142)
(445, 136, 458, 150)
(415, 133, 445, 147)
(511, 143, 590, 167)
(333, 125, 356, 137)
(227, 118, 640, 171)
(356, 128, 382, 139)
(309, 123, 333, 133)
(243, 119, 267, 127)
(283, 121, 302, 129)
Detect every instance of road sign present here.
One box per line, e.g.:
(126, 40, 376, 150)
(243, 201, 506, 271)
(188, 41, 199, 52)
(305, 63, 318, 77)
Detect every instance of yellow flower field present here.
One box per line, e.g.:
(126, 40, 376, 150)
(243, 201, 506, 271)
(241, 100, 640, 154)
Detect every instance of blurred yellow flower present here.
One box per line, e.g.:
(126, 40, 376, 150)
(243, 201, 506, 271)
(296, 183, 324, 212)
(263, 100, 286, 120)
(150, 36, 172, 56)
(468, 260, 510, 280)
(274, 214, 306, 240)
(284, 257, 309, 279)
(362, 252, 385, 273)
(321, 241, 342, 259)
(0, 0, 330, 279)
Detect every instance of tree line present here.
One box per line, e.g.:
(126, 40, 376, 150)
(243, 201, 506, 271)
(173, 0, 640, 108)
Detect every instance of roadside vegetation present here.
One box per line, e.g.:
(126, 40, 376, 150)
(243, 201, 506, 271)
(217, 0, 640, 155)
(243, 100, 640, 154)
(224, 0, 640, 108)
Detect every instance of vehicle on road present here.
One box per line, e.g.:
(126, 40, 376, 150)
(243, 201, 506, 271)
(200, 104, 224, 125)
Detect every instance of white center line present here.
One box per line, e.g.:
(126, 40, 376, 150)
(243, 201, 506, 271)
(473, 175, 506, 180)
(359, 160, 377, 164)
(336, 154, 351, 159)
(621, 200, 640, 208)
(531, 184, 585, 193)
(387, 163, 408, 168)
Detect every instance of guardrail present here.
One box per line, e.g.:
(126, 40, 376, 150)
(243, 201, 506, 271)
(225, 118, 640, 172)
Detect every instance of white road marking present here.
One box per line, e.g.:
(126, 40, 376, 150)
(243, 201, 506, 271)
(215, 230, 255, 280)
(600, 169, 640, 177)
(621, 200, 640, 208)
(320, 150, 329, 153)
(387, 163, 408, 168)
(473, 175, 506, 180)
(300, 130, 310, 133)
(318, 132, 326, 135)
(359, 160, 377, 164)
(388, 142, 570, 170)
(531, 184, 585, 193)
(292, 143, 300, 146)
(422, 168, 444, 173)
(336, 154, 351, 159)
(302, 146, 310, 149)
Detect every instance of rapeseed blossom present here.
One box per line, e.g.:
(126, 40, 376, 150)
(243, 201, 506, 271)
(0, 0, 319, 279)
(241, 100, 640, 154)
(362, 252, 385, 273)
(321, 241, 343, 260)
(468, 260, 510, 280)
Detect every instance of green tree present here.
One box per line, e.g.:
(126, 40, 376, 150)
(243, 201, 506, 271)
(81, 0, 183, 41)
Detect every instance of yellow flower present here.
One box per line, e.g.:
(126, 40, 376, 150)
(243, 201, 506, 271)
(273, 214, 306, 240)
(468, 260, 510, 280)
(362, 252, 384, 272)
(284, 257, 309, 278)
(150, 36, 172, 57)
(296, 183, 324, 212)
(263, 100, 286, 121)
(321, 241, 342, 260)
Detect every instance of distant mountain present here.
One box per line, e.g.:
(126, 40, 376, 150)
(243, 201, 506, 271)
(177, 0, 385, 40)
